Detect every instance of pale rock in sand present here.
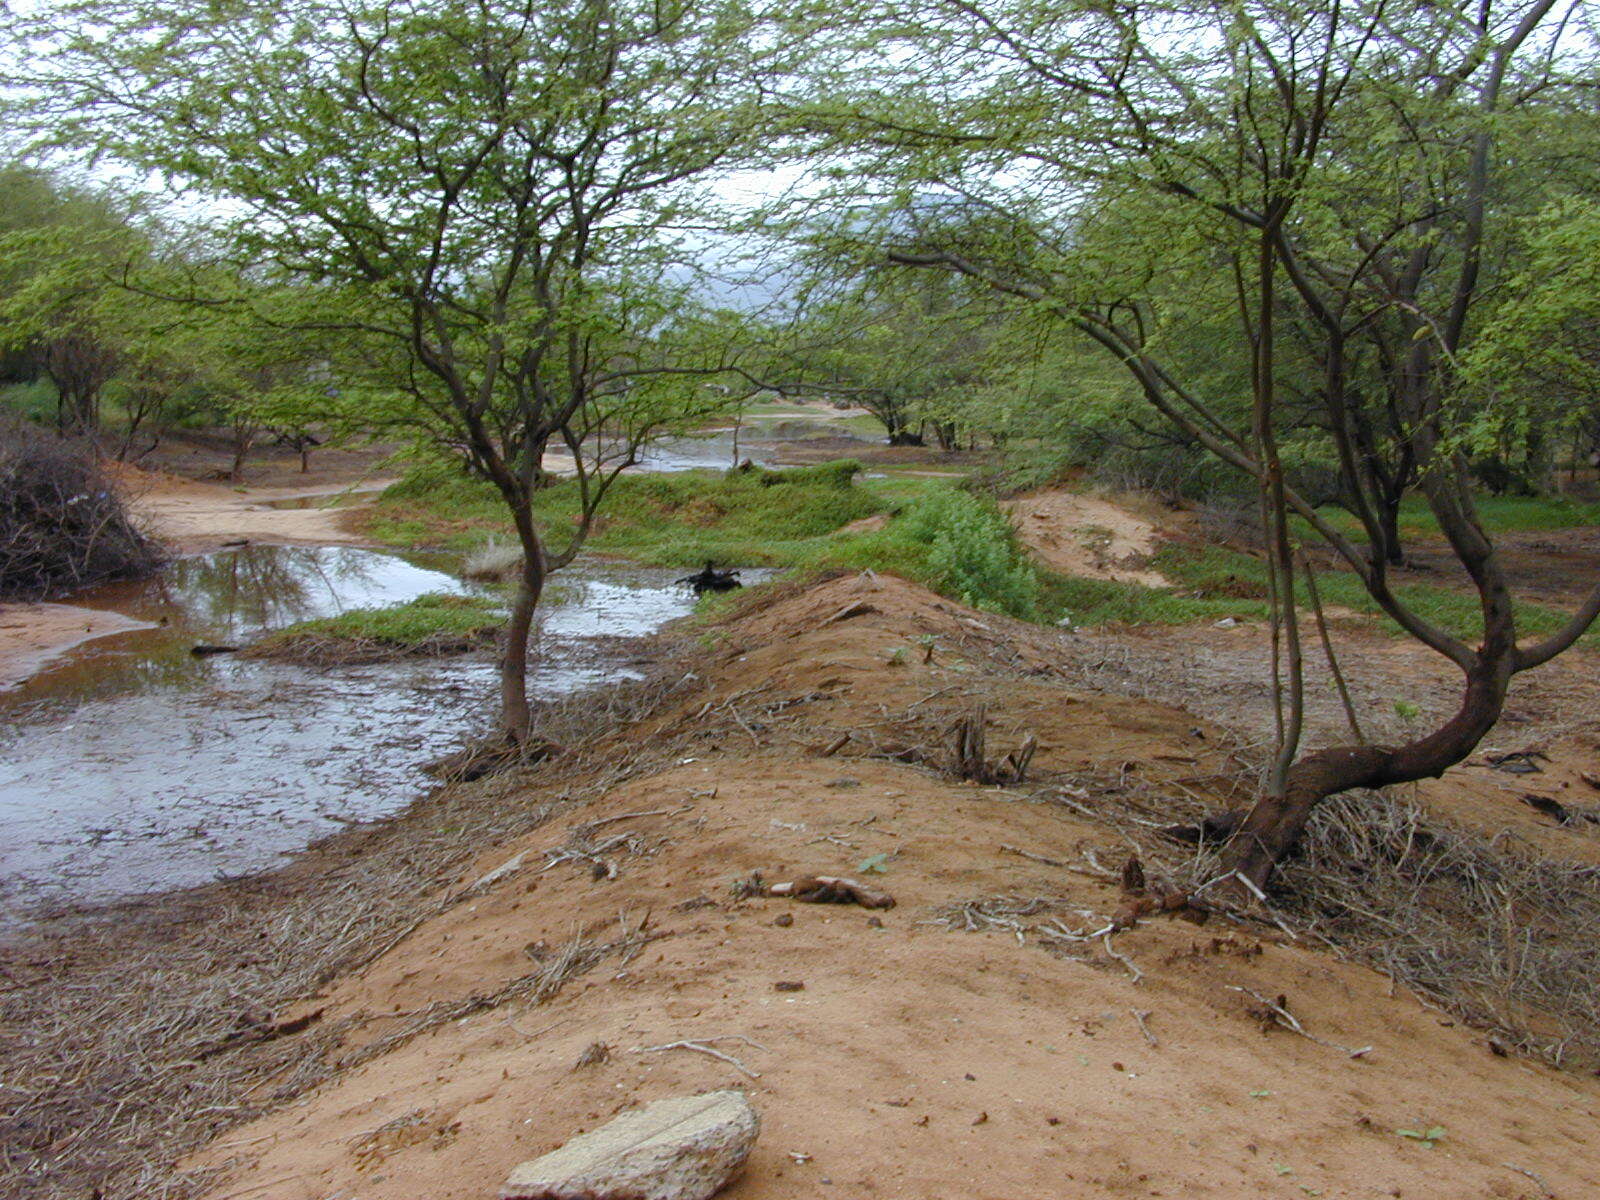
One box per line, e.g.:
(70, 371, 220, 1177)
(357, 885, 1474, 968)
(500, 1089, 759, 1200)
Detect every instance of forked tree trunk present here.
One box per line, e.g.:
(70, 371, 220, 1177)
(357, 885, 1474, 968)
(230, 423, 256, 483)
(1222, 652, 1514, 888)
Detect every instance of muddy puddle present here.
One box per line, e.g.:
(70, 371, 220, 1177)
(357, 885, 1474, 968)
(0, 545, 726, 923)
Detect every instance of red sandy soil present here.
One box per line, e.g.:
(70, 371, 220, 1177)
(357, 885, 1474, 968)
(1007, 489, 1185, 587)
(109, 460, 384, 554)
(184, 573, 1600, 1200)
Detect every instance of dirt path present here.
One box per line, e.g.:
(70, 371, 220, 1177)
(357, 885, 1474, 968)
(117, 466, 387, 554)
(1006, 489, 1178, 586)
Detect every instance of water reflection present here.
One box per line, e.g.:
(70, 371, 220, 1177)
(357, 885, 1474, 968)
(129, 543, 473, 637)
(636, 416, 879, 472)
(0, 548, 736, 923)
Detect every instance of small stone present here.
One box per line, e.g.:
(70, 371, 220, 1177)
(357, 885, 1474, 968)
(773, 913, 794, 928)
(501, 1089, 759, 1200)
(866, 916, 884, 929)
(774, 980, 805, 993)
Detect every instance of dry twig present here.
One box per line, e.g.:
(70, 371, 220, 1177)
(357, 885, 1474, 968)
(632, 1035, 769, 1079)
(1227, 986, 1371, 1058)
(1131, 1009, 1158, 1047)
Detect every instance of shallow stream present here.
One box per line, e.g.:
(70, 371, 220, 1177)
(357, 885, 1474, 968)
(0, 546, 713, 921)
(0, 413, 868, 923)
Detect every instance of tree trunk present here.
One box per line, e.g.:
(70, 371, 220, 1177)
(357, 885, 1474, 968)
(500, 512, 547, 741)
(230, 424, 256, 483)
(57, 384, 99, 437)
(1377, 494, 1405, 567)
(1222, 654, 1513, 888)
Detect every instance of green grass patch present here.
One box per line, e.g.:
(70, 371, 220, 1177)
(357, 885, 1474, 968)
(1147, 542, 1598, 647)
(1038, 571, 1268, 628)
(365, 459, 1595, 644)
(856, 465, 972, 506)
(1302, 493, 1600, 543)
(247, 592, 503, 662)
(366, 459, 888, 566)
(1023, 540, 1597, 646)
(366, 460, 1039, 618)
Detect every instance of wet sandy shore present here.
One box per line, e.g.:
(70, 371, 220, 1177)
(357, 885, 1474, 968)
(0, 603, 156, 692)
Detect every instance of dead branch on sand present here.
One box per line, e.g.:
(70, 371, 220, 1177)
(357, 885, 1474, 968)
(631, 1035, 769, 1079)
(1227, 986, 1372, 1059)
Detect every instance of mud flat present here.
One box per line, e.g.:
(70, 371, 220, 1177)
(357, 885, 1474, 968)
(0, 603, 156, 691)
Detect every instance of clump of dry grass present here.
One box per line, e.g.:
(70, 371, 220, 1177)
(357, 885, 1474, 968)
(461, 536, 523, 582)
(1269, 789, 1600, 1070)
(1091, 775, 1600, 1072)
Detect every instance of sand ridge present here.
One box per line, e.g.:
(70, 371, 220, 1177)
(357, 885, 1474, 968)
(182, 573, 1600, 1200)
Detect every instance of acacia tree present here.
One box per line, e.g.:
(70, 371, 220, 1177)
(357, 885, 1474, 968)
(798, 0, 1600, 886)
(16, 0, 790, 738)
(1465, 199, 1600, 486)
(0, 167, 157, 436)
(769, 271, 1004, 445)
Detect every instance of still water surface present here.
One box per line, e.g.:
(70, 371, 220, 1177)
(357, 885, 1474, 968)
(0, 545, 707, 920)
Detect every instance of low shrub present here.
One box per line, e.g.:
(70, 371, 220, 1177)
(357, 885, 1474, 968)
(898, 488, 1039, 618)
(817, 486, 1041, 619)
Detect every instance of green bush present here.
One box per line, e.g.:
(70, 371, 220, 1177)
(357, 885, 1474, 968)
(902, 489, 1038, 618)
(828, 487, 1039, 618)
(0, 379, 58, 426)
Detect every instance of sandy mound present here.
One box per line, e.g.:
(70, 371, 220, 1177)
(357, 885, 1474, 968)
(179, 573, 1600, 1200)
(1007, 490, 1178, 587)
